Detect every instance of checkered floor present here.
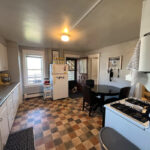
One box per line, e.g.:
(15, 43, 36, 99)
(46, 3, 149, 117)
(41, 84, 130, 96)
(11, 97, 102, 150)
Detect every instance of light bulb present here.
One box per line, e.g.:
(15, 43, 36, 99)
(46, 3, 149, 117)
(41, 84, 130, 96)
(61, 34, 70, 42)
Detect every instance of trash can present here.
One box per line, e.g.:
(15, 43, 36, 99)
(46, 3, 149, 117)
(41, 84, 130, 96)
(99, 127, 140, 150)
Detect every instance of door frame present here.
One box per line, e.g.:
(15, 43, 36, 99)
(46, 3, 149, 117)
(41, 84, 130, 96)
(88, 53, 100, 85)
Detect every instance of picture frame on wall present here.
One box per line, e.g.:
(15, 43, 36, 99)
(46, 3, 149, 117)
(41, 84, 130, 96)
(52, 50, 60, 63)
(108, 56, 122, 70)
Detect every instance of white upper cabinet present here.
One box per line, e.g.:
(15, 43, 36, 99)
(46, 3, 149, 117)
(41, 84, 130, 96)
(140, 0, 150, 36)
(0, 43, 8, 71)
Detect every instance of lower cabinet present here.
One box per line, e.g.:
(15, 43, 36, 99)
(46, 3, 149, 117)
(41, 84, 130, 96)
(7, 95, 14, 130)
(12, 85, 19, 117)
(0, 102, 10, 150)
(0, 83, 21, 150)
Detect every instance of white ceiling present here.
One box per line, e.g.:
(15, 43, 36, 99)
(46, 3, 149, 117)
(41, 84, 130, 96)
(0, 0, 142, 51)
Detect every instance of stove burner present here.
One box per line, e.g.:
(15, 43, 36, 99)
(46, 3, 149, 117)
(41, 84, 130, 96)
(111, 103, 149, 123)
(126, 98, 150, 108)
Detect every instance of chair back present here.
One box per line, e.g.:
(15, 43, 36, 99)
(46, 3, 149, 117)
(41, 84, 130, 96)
(83, 86, 92, 104)
(119, 87, 131, 99)
(86, 80, 94, 88)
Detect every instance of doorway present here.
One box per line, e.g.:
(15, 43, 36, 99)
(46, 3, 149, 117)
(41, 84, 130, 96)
(88, 54, 100, 85)
(66, 58, 77, 81)
(77, 57, 88, 90)
(66, 58, 82, 98)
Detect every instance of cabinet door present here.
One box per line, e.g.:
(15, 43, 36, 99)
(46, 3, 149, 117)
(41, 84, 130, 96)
(0, 43, 8, 71)
(0, 44, 3, 70)
(2, 45, 8, 71)
(12, 86, 19, 116)
(0, 103, 10, 149)
(6, 94, 14, 130)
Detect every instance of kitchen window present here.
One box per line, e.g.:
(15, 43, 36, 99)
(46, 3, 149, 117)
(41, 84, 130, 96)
(23, 50, 45, 86)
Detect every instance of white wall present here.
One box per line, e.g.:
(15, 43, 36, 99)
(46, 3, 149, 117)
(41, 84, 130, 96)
(84, 40, 137, 89)
(64, 50, 83, 58)
(99, 40, 138, 88)
(0, 35, 6, 46)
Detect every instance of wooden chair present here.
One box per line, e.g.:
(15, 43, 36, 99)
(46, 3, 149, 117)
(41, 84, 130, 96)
(82, 86, 101, 116)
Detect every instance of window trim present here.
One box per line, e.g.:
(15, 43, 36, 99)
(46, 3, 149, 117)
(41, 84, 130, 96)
(23, 50, 45, 87)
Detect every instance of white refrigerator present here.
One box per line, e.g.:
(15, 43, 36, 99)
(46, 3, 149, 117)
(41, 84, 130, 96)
(50, 64, 68, 100)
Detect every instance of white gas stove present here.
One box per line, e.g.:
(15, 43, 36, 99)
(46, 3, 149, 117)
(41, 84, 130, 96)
(105, 97, 150, 150)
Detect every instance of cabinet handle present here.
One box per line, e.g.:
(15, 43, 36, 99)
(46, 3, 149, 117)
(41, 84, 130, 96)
(0, 118, 2, 121)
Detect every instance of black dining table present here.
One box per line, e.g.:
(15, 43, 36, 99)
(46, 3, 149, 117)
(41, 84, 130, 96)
(91, 84, 120, 100)
(91, 84, 120, 126)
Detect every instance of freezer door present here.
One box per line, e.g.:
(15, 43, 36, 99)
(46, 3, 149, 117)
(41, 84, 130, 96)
(53, 74, 68, 100)
(52, 64, 68, 74)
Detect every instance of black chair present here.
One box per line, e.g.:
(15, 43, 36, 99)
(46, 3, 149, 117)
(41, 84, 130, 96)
(119, 87, 131, 99)
(86, 80, 94, 88)
(82, 86, 102, 116)
(104, 87, 131, 104)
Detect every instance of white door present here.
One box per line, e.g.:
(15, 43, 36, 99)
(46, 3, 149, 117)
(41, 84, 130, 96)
(53, 74, 68, 100)
(88, 54, 100, 84)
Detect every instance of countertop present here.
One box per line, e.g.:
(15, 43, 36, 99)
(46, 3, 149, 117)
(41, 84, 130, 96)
(0, 82, 20, 106)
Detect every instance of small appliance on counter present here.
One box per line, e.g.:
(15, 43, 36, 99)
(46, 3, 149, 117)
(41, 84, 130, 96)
(0, 72, 11, 85)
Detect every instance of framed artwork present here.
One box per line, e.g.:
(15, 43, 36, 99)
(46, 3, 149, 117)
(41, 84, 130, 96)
(52, 50, 60, 63)
(108, 56, 122, 70)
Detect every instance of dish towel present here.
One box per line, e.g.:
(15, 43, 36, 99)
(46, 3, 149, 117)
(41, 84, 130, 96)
(127, 39, 150, 92)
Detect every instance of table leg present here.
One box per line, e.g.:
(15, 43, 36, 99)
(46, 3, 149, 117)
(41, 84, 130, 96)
(102, 107, 105, 127)
(101, 95, 105, 127)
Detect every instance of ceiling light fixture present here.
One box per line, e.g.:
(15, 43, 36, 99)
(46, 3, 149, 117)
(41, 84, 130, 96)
(61, 28, 70, 42)
(61, 33, 70, 42)
(60, 0, 103, 42)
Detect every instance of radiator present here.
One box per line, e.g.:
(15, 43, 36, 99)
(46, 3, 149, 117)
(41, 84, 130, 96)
(24, 93, 43, 99)
(23, 85, 43, 99)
